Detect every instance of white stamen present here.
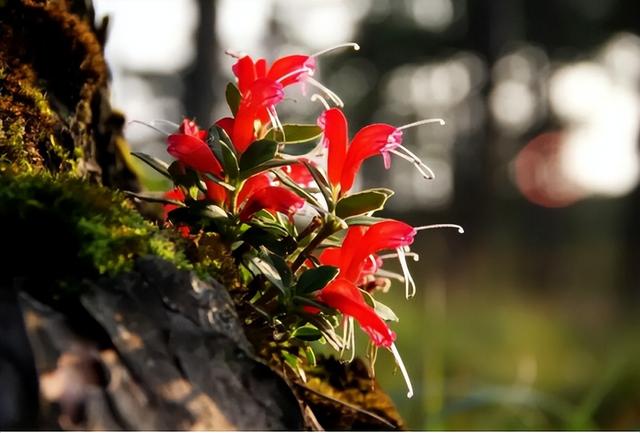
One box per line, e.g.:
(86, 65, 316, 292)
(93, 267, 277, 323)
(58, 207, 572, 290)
(306, 76, 344, 107)
(396, 118, 445, 131)
(397, 248, 416, 298)
(397, 145, 437, 179)
(224, 49, 245, 59)
(378, 252, 420, 261)
(415, 224, 464, 234)
(267, 106, 285, 140)
(276, 67, 313, 84)
(310, 42, 360, 58)
(390, 343, 414, 398)
(340, 317, 349, 359)
(347, 317, 356, 363)
(389, 149, 435, 179)
(311, 94, 331, 110)
(375, 269, 406, 283)
(128, 119, 179, 136)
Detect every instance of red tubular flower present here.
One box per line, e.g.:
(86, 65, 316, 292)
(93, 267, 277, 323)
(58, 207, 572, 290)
(318, 278, 396, 347)
(232, 54, 315, 95)
(318, 108, 399, 193)
(232, 79, 285, 153)
(319, 108, 444, 195)
(320, 220, 415, 284)
(318, 108, 348, 188)
(340, 124, 400, 192)
(238, 185, 304, 222)
(313, 220, 416, 348)
(167, 119, 223, 175)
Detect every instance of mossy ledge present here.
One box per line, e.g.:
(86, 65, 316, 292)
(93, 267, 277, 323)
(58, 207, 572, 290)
(0, 168, 191, 293)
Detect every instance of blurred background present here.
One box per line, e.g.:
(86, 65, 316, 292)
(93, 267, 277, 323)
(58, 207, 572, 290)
(93, 0, 640, 429)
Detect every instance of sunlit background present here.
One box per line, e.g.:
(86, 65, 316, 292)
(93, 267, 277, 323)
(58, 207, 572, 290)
(94, 0, 640, 429)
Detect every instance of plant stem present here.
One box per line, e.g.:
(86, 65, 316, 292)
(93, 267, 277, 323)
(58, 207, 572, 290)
(291, 219, 340, 272)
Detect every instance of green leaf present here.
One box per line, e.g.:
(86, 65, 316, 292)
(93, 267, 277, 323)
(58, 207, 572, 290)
(131, 152, 171, 179)
(335, 188, 394, 218)
(300, 160, 334, 211)
(305, 346, 317, 366)
(219, 140, 239, 179)
(239, 139, 278, 172)
(267, 251, 293, 288)
(168, 163, 205, 192)
(296, 265, 339, 294)
(245, 253, 286, 294)
(343, 215, 389, 226)
(203, 173, 236, 191)
(124, 191, 184, 207)
(225, 82, 241, 116)
(292, 324, 322, 341)
(241, 226, 297, 256)
(213, 125, 235, 150)
(374, 299, 399, 322)
(239, 159, 292, 179)
(302, 314, 343, 351)
(360, 290, 400, 322)
(266, 124, 323, 144)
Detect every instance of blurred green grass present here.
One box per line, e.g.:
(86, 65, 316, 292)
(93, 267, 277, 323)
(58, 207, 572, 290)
(373, 235, 640, 430)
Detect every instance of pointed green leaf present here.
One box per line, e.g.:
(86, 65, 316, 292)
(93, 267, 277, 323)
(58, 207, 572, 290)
(335, 188, 394, 218)
(374, 299, 399, 322)
(266, 124, 323, 144)
(267, 251, 293, 288)
(343, 215, 389, 226)
(219, 140, 239, 179)
(124, 191, 184, 207)
(296, 265, 339, 294)
(131, 152, 171, 179)
(203, 173, 236, 191)
(225, 82, 241, 116)
(239, 139, 278, 172)
(245, 253, 286, 294)
(241, 226, 297, 256)
(240, 159, 292, 179)
(292, 324, 322, 341)
(300, 160, 334, 211)
(305, 346, 317, 366)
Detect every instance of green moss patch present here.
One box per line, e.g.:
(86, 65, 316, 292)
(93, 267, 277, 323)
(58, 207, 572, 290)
(0, 169, 190, 292)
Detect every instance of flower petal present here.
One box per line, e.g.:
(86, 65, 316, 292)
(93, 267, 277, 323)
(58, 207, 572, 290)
(319, 278, 396, 347)
(318, 108, 348, 189)
(232, 55, 257, 95)
(267, 54, 315, 87)
(239, 185, 304, 222)
(167, 134, 223, 175)
(237, 173, 272, 208)
(340, 123, 397, 192)
(162, 187, 185, 220)
(204, 179, 227, 205)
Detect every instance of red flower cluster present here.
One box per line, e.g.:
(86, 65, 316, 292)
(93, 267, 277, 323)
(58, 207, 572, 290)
(133, 43, 463, 399)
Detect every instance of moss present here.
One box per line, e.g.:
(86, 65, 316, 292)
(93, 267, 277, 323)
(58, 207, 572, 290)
(189, 232, 243, 291)
(0, 168, 191, 293)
